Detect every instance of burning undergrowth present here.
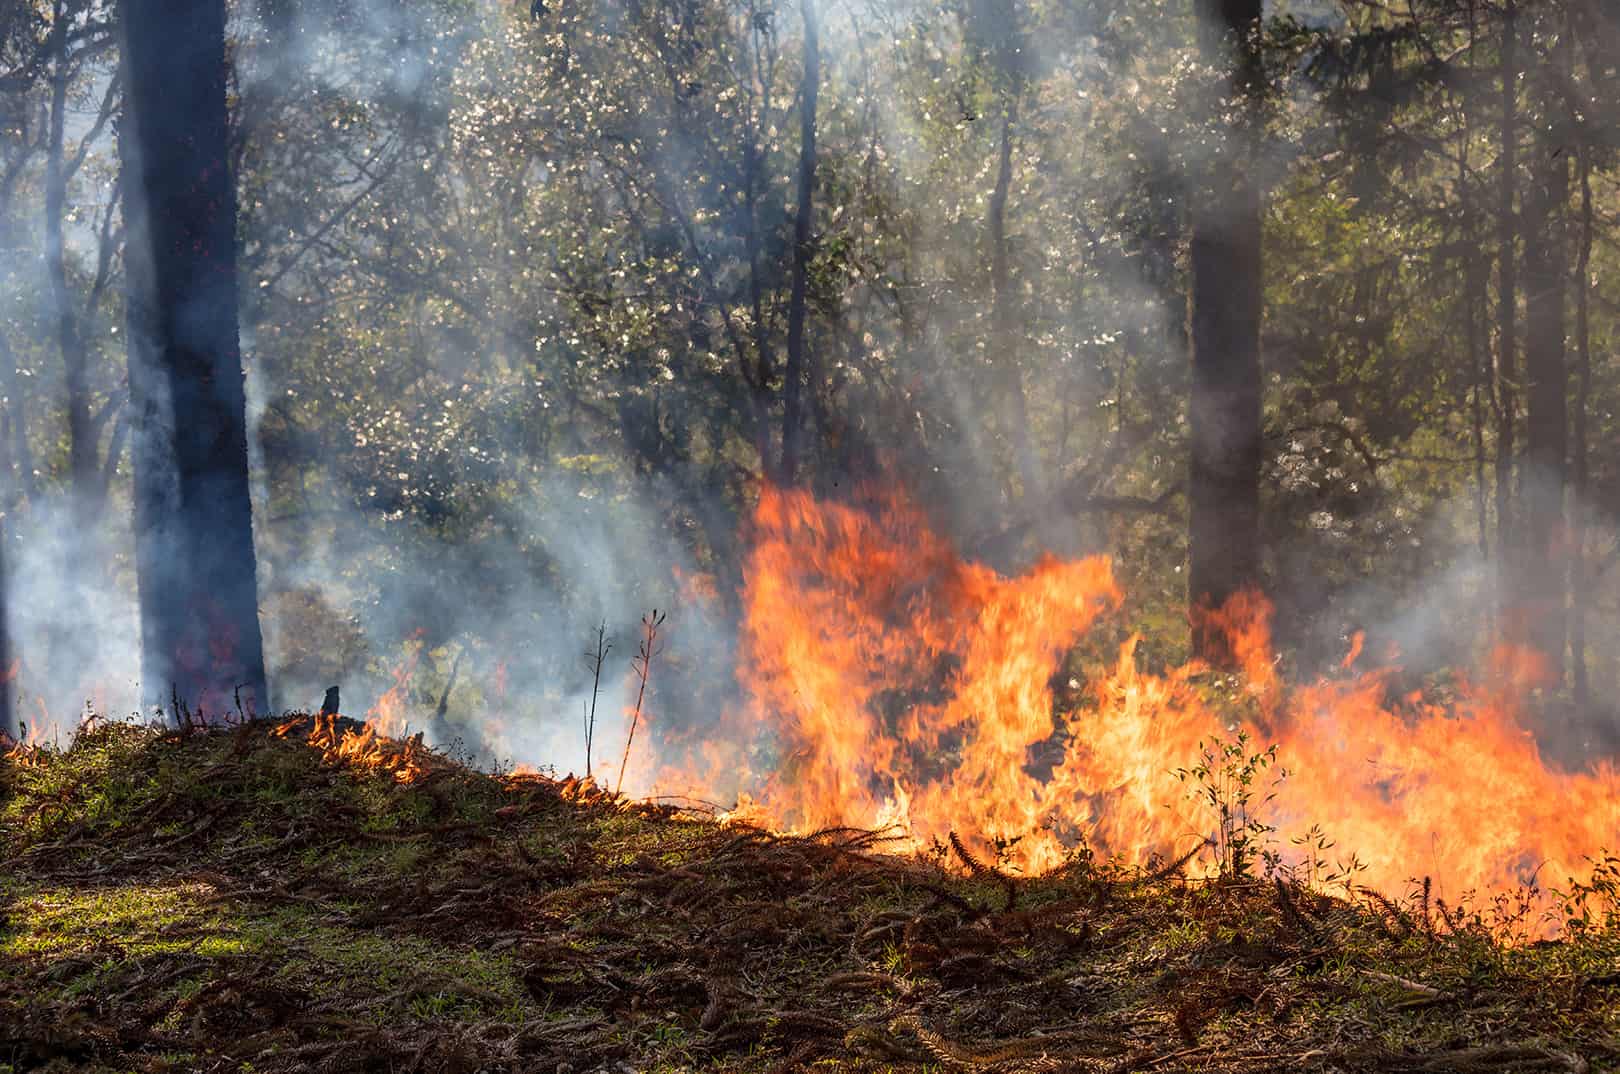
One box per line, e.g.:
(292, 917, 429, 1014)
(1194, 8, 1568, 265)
(3, 718, 1619, 1073)
(7, 479, 1615, 945)
(3, 483, 1619, 1071)
(628, 483, 1620, 938)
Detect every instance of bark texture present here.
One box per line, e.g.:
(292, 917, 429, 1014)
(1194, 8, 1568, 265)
(119, 0, 269, 716)
(1494, 0, 1519, 630)
(1187, 0, 1264, 663)
(1519, 88, 1567, 682)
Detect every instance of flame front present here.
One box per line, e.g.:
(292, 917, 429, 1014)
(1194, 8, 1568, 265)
(651, 484, 1620, 926)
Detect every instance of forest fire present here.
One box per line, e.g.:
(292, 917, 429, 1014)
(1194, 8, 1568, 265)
(643, 484, 1620, 933)
(6, 0, 1620, 1061)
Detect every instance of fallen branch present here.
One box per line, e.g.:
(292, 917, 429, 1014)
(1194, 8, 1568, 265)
(1360, 969, 1457, 1007)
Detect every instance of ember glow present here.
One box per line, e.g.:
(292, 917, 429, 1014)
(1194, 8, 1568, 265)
(644, 484, 1620, 924)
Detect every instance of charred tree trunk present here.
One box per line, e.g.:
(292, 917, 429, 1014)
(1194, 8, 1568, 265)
(780, 0, 818, 486)
(1519, 67, 1568, 684)
(1493, 0, 1519, 634)
(1462, 1, 1491, 584)
(740, 6, 778, 479)
(119, 0, 269, 717)
(1187, 0, 1264, 663)
(1465, 162, 1492, 579)
(742, 133, 775, 476)
(1570, 145, 1593, 707)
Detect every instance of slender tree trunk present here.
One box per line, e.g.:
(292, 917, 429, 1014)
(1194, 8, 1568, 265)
(119, 0, 269, 717)
(741, 12, 777, 479)
(1494, 0, 1519, 635)
(43, 3, 108, 717)
(1465, 171, 1491, 571)
(988, 100, 1041, 508)
(743, 140, 775, 475)
(1520, 175, 1568, 677)
(1519, 24, 1568, 683)
(1187, 0, 1264, 663)
(1463, 1, 1491, 589)
(780, 0, 818, 486)
(44, 3, 97, 509)
(1571, 145, 1593, 707)
(1144, 132, 1187, 354)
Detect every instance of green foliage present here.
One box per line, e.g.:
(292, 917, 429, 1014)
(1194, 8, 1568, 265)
(1289, 821, 1367, 895)
(1553, 854, 1620, 939)
(1175, 728, 1283, 879)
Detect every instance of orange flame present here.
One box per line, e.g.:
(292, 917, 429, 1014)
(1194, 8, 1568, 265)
(276, 712, 430, 783)
(644, 483, 1620, 932)
(368, 631, 426, 738)
(1, 709, 48, 765)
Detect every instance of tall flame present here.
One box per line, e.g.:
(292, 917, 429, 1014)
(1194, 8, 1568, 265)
(368, 631, 425, 738)
(648, 483, 1620, 928)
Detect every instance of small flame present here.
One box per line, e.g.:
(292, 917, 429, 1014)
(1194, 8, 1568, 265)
(368, 631, 426, 738)
(1, 713, 48, 766)
(1341, 630, 1365, 671)
(277, 711, 430, 783)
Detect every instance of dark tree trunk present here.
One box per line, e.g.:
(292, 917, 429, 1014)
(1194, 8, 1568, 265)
(1467, 182, 1492, 568)
(1571, 145, 1593, 707)
(1519, 72, 1568, 683)
(780, 0, 818, 486)
(1187, 0, 1263, 663)
(1143, 131, 1187, 355)
(1494, 0, 1519, 633)
(742, 135, 775, 475)
(119, 0, 269, 717)
(1461, 4, 1491, 586)
(740, 11, 778, 480)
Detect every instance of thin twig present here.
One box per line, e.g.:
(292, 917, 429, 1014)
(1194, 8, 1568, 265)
(583, 622, 610, 780)
(615, 610, 664, 795)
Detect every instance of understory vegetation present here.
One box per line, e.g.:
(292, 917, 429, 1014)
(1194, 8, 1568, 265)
(3, 720, 1617, 1073)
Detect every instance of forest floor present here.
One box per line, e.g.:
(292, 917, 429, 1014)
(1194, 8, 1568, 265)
(2, 718, 1618, 1074)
